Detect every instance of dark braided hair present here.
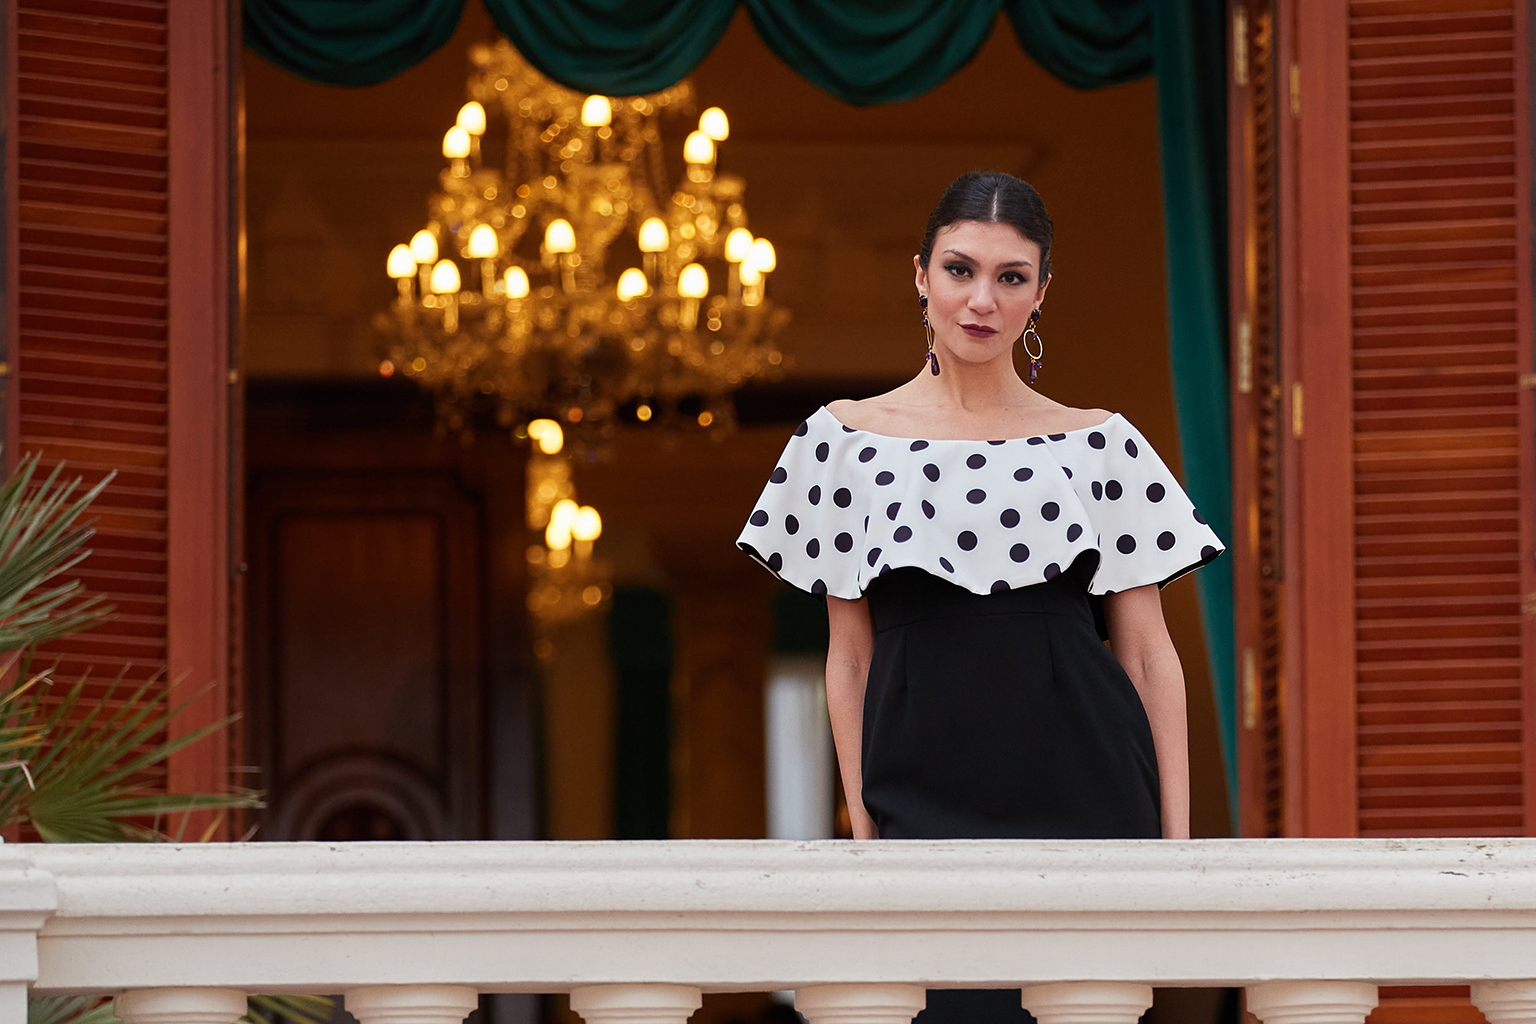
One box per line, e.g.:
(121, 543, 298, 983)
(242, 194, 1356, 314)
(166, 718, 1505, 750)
(917, 171, 1053, 283)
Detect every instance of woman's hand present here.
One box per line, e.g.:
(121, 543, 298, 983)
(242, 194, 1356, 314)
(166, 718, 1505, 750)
(1103, 584, 1191, 839)
(825, 593, 877, 839)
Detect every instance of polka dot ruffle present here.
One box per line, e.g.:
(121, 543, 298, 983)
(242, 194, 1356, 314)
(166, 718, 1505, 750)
(736, 407, 1224, 600)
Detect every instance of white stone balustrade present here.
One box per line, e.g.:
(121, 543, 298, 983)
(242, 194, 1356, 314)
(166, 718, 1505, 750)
(0, 840, 1534, 1024)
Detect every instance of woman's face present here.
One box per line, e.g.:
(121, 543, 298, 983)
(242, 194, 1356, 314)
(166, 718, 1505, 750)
(914, 220, 1050, 371)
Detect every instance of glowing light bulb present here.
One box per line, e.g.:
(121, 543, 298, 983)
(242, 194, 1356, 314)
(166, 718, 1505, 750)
(544, 218, 576, 254)
(683, 130, 714, 165)
(528, 418, 564, 455)
(739, 261, 762, 286)
(387, 244, 416, 278)
(616, 268, 649, 301)
(678, 263, 709, 299)
(724, 228, 754, 263)
(428, 259, 461, 294)
(637, 218, 669, 253)
(466, 224, 499, 258)
(580, 95, 612, 127)
(443, 126, 471, 159)
(699, 107, 729, 141)
(546, 498, 579, 550)
(503, 266, 530, 298)
(572, 505, 602, 542)
(409, 230, 438, 264)
(456, 101, 486, 135)
(750, 237, 776, 273)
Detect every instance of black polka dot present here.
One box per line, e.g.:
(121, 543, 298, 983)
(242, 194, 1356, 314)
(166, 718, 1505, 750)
(1067, 523, 1082, 542)
(1048, 432, 1066, 441)
(1044, 562, 1061, 579)
(875, 471, 895, 485)
(894, 525, 913, 542)
(863, 516, 869, 530)
(1000, 508, 1020, 528)
(866, 547, 882, 567)
(1201, 544, 1218, 560)
(1105, 480, 1123, 500)
(809, 485, 822, 505)
(967, 453, 987, 469)
(924, 463, 941, 482)
(815, 442, 829, 462)
(794, 421, 809, 436)
(811, 579, 827, 595)
(835, 532, 853, 552)
(886, 502, 901, 520)
(879, 564, 891, 575)
(1088, 431, 1106, 449)
(1158, 531, 1176, 550)
(1091, 481, 1103, 500)
(785, 515, 799, 534)
(991, 580, 1010, 594)
(988, 439, 1006, 446)
(1117, 534, 1137, 554)
(967, 488, 986, 504)
(1125, 438, 1139, 457)
(1194, 509, 1207, 524)
(749, 509, 769, 527)
(770, 467, 787, 483)
(841, 424, 855, 433)
(806, 538, 820, 557)
(1010, 543, 1029, 562)
(1041, 502, 1060, 521)
(958, 531, 977, 551)
(858, 446, 877, 463)
(939, 557, 955, 573)
(910, 440, 929, 451)
(1027, 437, 1046, 446)
(1147, 482, 1166, 502)
(922, 500, 935, 519)
(768, 552, 783, 571)
(1014, 467, 1034, 481)
(834, 488, 852, 508)
(1062, 466, 1073, 479)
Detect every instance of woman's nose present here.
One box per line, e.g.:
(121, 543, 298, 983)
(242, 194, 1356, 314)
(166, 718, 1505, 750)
(968, 284, 997, 313)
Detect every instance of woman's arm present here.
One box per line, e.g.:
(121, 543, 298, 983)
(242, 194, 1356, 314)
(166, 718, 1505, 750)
(1103, 585, 1190, 839)
(825, 593, 876, 839)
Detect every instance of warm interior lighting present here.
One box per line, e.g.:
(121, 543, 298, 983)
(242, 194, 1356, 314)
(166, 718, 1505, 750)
(456, 101, 487, 135)
(751, 238, 777, 273)
(544, 219, 576, 254)
(637, 218, 669, 253)
(739, 261, 762, 286)
(503, 266, 530, 298)
(697, 410, 715, 427)
(580, 95, 613, 127)
(378, 360, 395, 377)
(409, 230, 438, 264)
(678, 263, 708, 299)
(387, 244, 416, 278)
(527, 417, 564, 455)
(699, 107, 729, 141)
(429, 259, 461, 294)
(636, 403, 653, 422)
(616, 268, 648, 301)
(724, 228, 753, 263)
(571, 505, 602, 542)
(443, 126, 472, 159)
(683, 130, 714, 165)
(466, 224, 499, 259)
(545, 498, 579, 550)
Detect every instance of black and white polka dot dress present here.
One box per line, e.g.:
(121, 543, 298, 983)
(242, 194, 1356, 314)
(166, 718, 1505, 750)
(736, 405, 1224, 842)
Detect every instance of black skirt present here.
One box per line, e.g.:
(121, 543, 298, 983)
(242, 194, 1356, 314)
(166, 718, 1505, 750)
(860, 560, 1161, 1023)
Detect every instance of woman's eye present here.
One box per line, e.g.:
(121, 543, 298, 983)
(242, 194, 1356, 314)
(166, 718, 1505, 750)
(944, 263, 971, 278)
(1001, 273, 1028, 285)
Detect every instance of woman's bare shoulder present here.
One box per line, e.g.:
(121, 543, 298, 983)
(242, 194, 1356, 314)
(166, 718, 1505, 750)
(825, 391, 914, 433)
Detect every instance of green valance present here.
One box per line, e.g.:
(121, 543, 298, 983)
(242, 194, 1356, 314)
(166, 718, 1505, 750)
(243, 0, 1237, 817)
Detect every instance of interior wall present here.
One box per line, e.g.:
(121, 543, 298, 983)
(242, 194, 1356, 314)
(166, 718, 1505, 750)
(243, 7, 1230, 839)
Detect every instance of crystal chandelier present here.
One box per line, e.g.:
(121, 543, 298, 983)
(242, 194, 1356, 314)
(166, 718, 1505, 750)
(377, 39, 790, 444)
(523, 416, 611, 653)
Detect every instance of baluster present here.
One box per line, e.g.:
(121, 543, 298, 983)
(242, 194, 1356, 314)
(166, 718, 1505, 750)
(1473, 981, 1536, 1024)
(570, 985, 703, 1024)
(1247, 982, 1378, 1024)
(346, 985, 479, 1024)
(796, 984, 926, 1024)
(1020, 982, 1153, 1024)
(116, 989, 248, 1024)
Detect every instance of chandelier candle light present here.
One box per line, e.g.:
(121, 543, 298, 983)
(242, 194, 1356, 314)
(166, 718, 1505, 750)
(377, 40, 790, 443)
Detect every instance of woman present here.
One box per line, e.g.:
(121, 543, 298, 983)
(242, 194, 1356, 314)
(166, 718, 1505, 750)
(736, 171, 1223, 1021)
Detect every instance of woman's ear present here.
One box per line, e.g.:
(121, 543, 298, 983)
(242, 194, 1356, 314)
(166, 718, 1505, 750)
(913, 254, 928, 296)
(1035, 271, 1052, 306)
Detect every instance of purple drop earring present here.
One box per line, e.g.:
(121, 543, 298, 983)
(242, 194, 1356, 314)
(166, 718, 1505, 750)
(921, 295, 939, 375)
(1022, 307, 1044, 384)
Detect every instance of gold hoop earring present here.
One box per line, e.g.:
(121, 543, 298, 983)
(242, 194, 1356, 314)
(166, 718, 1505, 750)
(1021, 308, 1044, 384)
(920, 294, 939, 375)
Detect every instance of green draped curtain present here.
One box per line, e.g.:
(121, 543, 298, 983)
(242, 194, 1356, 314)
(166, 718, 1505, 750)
(244, 0, 1237, 810)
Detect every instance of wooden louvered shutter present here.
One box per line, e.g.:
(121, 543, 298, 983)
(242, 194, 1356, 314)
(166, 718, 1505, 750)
(7, 1, 236, 811)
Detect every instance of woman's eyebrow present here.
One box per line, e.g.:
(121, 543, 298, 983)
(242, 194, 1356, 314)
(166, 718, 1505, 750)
(942, 248, 1033, 269)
